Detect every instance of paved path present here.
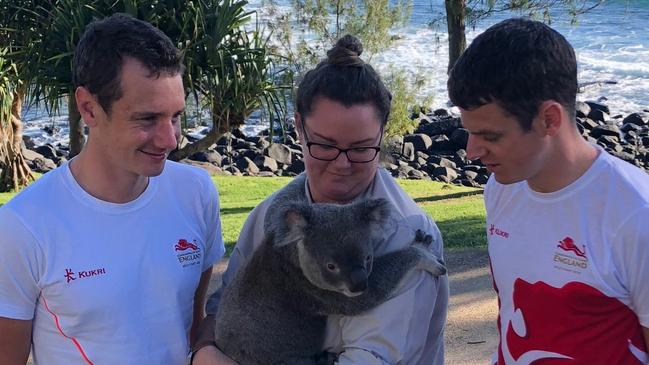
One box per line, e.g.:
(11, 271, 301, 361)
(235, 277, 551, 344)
(443, 248, 498, 364)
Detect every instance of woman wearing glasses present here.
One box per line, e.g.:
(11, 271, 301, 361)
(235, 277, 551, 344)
(192, 35, 449, 365)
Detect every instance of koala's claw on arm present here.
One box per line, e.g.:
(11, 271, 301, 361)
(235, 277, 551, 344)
(412, 230, 446, 276)
(414, 229, 433, 247)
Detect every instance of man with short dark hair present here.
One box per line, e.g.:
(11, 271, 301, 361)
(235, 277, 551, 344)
(0, 14, 224, 364)
(448, 18, 649, 364)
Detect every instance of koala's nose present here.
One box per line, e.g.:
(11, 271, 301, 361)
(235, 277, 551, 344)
(349, 267, 368, 293)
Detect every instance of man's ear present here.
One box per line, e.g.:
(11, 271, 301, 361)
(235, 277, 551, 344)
(75, 86, 102, 127)
(294, 112, 303, 141)
(538, 100, 564, 137)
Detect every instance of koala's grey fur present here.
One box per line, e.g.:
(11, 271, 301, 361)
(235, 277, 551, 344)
(213, 176, 446, 365)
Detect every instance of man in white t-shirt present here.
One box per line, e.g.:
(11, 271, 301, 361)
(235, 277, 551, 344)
(448, 18, 649, 364)
(0, 14, 224, 364)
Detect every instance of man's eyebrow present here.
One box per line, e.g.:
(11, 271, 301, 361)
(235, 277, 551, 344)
(131, 109, 185, 119)
(468, 129, 501, 136)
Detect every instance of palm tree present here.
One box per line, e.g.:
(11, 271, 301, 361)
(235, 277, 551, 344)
(169, 0, 288, 160)
(1, 0, 286, 191)
(0, 1, 49, 191)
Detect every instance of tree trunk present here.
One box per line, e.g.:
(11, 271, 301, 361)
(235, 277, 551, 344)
(168, 128, 224, 161)
(68, 92, 84, 157)
(168, 110, 237, 161)
(0, 87, 34, 192)
(445, 0, 467, 73)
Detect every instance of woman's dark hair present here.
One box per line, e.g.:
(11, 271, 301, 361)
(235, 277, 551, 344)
(296, 35, 392, 126)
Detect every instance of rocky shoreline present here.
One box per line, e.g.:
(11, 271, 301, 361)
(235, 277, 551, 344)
(21, 101, 649, 187)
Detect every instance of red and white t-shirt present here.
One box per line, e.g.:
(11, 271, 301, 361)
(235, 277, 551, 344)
(486, 149, 649, 364)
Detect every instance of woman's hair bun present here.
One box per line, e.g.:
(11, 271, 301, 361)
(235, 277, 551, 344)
(326, 34, 364, 67)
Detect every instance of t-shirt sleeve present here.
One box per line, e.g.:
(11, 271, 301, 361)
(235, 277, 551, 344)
(613, 204, 649, 327)
(332, 216, 449, 365)
(200, 171, 225, 272)
(0, 207, 41, 320)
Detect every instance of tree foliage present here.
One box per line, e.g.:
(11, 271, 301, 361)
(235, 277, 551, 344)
(0, 0, 287, 189)
(443, 0, 605, 71)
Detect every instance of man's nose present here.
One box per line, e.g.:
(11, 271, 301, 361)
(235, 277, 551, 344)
(156, 119, 179, 151)
(465, 134, 485, 161)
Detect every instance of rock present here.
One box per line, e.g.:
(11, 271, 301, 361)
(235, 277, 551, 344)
(285, 160, 305, 175)
(23, 135, 35, 150)
(588, 108, 610, 124)
(235, 156, 259, 174)
(408, 169, 426, 180)
(433, 108, 450, 117)
(450, 128, 469, 150)
(404, 133, 433, 152)
(577, 117, 599, 130)
(622, 112, 648, 127)
(180, 159, 223, 175)
(575, 101, 591, 119)
(401, 142, 416, 161)
(585, 101, 610, 115)
(34, 144, 58, 161)
(265, 143, 292, 165)
(254, 155, 278, 172)
(22, 148, 45, 161)
(429, 134, 452, 152)
(431, 166, 458, 183)
(590, 124, 620, 139)
(415, 117, 461, 137)
(30, 157, 57, 173)
(427, 155, 457, 169)
(190, 151, 222, 166)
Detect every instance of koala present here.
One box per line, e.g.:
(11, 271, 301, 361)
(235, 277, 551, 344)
(212, 192, 446, 365)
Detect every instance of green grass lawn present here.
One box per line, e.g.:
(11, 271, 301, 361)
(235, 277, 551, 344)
(213, 175, 486, 252)
(1, 175, 487, 252)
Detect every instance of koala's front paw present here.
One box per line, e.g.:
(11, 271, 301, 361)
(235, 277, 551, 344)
(413, 229, 433, 247)
(412, 232, 446, 277)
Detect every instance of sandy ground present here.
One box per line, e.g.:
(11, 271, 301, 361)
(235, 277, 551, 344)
(443, 248, 498, 365)
(28, 247, 498, 365)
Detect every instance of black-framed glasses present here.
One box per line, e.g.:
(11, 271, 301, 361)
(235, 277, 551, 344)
(301, 124, 382, 163)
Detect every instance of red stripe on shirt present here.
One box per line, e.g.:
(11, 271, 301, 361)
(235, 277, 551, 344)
(41, 295, 94, 365)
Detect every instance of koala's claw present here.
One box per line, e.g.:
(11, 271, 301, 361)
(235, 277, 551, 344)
(414, 229, 433, 247)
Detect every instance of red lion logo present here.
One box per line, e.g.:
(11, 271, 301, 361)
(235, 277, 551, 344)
(175, 239, 198, 252)
(495, 279, 648, 364)
(557, 237, 586, 258)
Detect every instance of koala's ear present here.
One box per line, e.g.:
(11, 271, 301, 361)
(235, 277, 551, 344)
(276, 204, 310, 247)
(362, 198, 391, 226)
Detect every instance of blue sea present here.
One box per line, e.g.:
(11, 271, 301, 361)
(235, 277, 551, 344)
(22, 0, 649, 145)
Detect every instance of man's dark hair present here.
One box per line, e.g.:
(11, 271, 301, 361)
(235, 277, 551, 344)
(73, 13, 184, 113)
(296, 34, 392, 127)
(447, 18, 578, 131)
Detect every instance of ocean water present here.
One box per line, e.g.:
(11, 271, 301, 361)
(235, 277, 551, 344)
(21, 0, 649, 146)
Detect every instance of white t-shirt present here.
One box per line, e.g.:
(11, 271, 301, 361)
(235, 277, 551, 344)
(0, 161, 224, 365)
(486, 148, 649, 364)
(207, 169, 449, 365)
